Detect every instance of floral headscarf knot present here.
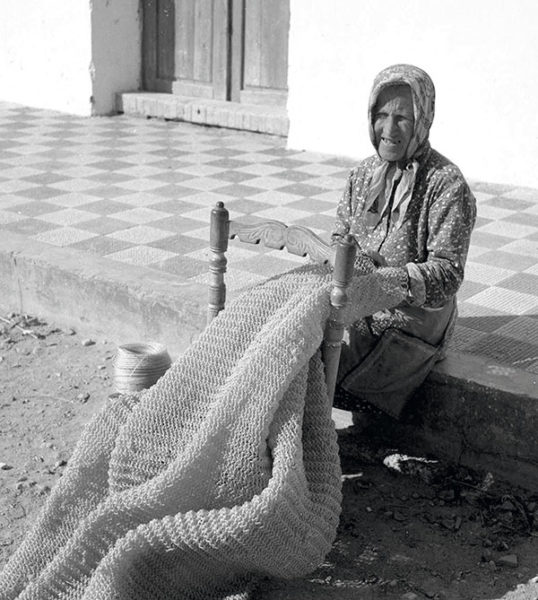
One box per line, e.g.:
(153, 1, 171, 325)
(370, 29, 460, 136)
(368, 64, 436, 162)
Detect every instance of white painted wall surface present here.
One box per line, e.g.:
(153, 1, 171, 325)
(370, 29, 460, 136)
(0, 0, 141, 116)
(287, 0, 538, 188)
(0, 1, 93, 115)
(91, 0, 141, 115)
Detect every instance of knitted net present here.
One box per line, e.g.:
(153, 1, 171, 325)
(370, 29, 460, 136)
(0, 263, 404, 600)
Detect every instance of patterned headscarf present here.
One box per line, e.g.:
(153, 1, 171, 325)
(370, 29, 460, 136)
(365, 64, 436, 228)
(368, 63, 435, 161)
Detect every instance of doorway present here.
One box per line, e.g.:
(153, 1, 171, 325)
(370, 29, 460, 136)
(142, 0, 289, 108)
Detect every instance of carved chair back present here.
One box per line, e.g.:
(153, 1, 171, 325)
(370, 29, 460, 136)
(207, 201, 356, 402)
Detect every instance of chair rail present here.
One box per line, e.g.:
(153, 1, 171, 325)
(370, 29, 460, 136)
(228, 220, 332, 264)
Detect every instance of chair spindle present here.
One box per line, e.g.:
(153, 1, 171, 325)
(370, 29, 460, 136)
(322, 234, 357, 402)
(208, 201, 229, 324)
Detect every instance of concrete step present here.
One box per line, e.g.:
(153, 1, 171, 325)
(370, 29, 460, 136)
(117, 92, 289, 137)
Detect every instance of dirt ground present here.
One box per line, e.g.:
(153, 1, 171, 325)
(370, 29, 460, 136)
(1, 313, 537, 600)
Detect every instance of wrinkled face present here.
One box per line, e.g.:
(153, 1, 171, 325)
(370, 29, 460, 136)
(373, 85, 414, 163)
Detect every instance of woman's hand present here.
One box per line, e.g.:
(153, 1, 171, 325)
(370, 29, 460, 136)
(364, 250, 387, 267)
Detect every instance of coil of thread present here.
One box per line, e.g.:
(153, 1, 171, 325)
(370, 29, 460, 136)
(113, 342, 171, 393)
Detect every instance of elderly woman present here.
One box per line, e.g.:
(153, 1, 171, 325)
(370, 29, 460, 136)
(333, 64, 476, 420)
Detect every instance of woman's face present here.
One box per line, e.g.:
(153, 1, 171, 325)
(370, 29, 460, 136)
(373, 85, 414, 162)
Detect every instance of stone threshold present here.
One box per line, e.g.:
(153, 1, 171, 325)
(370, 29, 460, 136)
(117, 92, 289, 137)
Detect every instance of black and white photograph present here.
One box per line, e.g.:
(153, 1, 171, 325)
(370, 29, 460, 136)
(0, 1, 537, 599)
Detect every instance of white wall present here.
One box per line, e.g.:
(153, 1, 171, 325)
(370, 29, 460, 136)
(0, 0, 141, 116)
(0, 1, 93, 115)
(287, 0, 538, 189)
(91, 0, 141, 115)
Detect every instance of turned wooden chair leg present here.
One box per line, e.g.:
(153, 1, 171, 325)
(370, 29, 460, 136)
(322, 234, 357, 403)
(208, 202, 229, 325)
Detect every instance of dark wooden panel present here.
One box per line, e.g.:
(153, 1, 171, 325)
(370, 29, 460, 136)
(157, 0, 176, 81)
(142, 0, 158, 89)
(143, 0, 228, 99)
(240, 0, 289, 105)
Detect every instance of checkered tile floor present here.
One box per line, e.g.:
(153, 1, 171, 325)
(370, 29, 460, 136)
(1, 101, 537, 373)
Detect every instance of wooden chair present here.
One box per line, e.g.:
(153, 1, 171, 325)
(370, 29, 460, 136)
(207, 201, 356, 403)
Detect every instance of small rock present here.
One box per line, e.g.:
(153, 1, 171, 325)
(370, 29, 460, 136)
(393, 511, 407, 522)
(77, 392, 90, 403)
(527, 501, 536, 512)
(0, 463, 13, 471)
(500, 499, 516, 511)
(401, 593, 419, 600)
(481, 549, 493, 562)
(97, 364, 106, 370)
(496, 554, 518, 568)
(81, 338, 95, 347)
(423, 512, 436, 524)
(438, 489, 456, 502)
(36, 484, 51, 496)
(420, 578, 440, 598)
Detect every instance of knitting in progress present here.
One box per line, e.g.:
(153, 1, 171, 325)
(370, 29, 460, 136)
(0, 263, 405, 600)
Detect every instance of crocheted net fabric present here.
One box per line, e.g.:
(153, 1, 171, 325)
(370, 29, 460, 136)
(0, 264, 404, 600)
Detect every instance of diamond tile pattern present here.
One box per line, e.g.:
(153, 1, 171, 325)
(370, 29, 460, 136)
(1, 102, 537, 373)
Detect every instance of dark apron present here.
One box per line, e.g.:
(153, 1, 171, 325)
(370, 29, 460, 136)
(336, 300, 457, 419)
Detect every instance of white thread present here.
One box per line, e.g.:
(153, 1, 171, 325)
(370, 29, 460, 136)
(113, 342, 171, 393)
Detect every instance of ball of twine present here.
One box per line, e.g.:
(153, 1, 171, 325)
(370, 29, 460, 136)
(113, 342, 171, 393)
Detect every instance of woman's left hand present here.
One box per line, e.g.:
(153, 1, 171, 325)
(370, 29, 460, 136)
(364, 250, 387, 267)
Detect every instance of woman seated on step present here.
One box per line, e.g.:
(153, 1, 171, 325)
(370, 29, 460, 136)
(333, 64, 476, 420)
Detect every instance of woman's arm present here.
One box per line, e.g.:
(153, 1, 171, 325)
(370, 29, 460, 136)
(410, 179, 476, 307)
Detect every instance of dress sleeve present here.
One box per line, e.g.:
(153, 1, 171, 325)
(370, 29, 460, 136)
(332, 169, 355, 241)
(413, 178, 476, 307)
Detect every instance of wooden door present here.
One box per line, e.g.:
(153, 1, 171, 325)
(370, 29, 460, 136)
(142, 0, 229, 100)
(142, 0, 289, 106)
(231, 0, 290, 106)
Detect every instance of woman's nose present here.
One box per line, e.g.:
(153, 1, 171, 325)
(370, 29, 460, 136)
(383, 116, 397, 136)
